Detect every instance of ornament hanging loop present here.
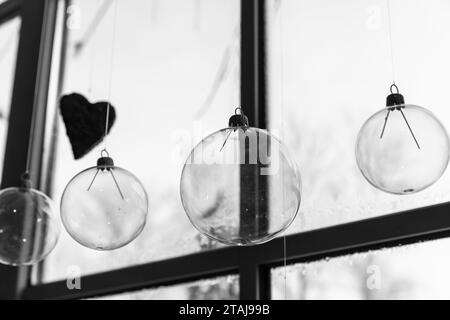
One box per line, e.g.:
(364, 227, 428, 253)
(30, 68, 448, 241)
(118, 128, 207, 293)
(101, 148, 110, 158)
(390, 83, 399, 94)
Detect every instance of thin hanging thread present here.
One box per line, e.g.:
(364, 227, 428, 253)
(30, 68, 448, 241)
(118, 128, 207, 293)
(103, 0, 118, 153)
(88, 39, 96, 94)
(278, 0, 288, 301)
(25, 44, 42, 176)
(283, 232, 287, 299)
(87, 0, 124, 199)
(24, 106, 36, 176)
(74, 0, 113, 56)
(382, 4, 421, 150)
(104, 0, 125, 200)
(386, 0, 396, 84)
(87, 0, 100, 95)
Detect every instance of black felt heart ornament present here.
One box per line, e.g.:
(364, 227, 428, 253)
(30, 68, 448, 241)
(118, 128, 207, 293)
(59, 93, 116, 159)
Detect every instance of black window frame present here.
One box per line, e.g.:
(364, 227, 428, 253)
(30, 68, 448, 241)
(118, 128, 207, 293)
(0, 0, 450, 300)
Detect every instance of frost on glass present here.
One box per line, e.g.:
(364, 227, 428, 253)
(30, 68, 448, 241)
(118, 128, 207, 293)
(41, 0, 240, 282)
(271, 238, 450, 300)
(92, 275, 239, 300)
(267, 0, 450, 233)
(0, 18, 20, 181)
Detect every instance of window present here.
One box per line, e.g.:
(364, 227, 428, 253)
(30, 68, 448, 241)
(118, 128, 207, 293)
(0, 17, 20, 182)
(40, 0, 240, 283)
(271, 238, 450, 300)
(267, 0, 450, 234)
(92, 275, 239, 300)
(1, 0, 450, 300)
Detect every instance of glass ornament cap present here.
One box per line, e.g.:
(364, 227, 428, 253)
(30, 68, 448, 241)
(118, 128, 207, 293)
(180, 108, 301, 246)
(0, 174, 60, 266)
(60, 156, 148, 250)
(356, 88, 450, 194)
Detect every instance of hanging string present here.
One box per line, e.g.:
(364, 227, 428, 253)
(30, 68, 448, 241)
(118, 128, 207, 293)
(103, 102, 111, 150)
(150, 0, 159, 23)
(87, 42, 96, 95)
(25, 24, 43, 177)
(282, 231, 287, 299)
(87, 0, 100, 95)
(24, 104, 36, 177)
(277, 0, 288, 301)
(193, 0, 202, 30)
(84, 0, 124, 199)
(103, 0, 118, 153)
(382, 5, 421, 150)
(74, 0, 113, 56)
(195, 25, 239, 118)
(386, 0, 396, 84)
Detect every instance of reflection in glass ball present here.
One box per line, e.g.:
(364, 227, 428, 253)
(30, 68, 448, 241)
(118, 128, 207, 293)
(61, 162, 148, 250)
(180, 127, 301, 246)
(356, 104, 450, 194)
(0, 187, 59, 266)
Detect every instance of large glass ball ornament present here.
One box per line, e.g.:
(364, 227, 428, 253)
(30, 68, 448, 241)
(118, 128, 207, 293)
(180, 108, 301, 246)
(356, 85, 450, 194)
(0, 173, 59, 266)
(61, 154, 148, 250)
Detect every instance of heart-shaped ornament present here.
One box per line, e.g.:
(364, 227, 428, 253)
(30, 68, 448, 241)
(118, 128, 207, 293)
(59, 93, 116, 159)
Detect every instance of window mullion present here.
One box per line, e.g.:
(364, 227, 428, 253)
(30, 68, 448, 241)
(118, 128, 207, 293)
(0, 0, 21, 25)
(0, 0, 57, 299)
(239, 0, 268, 300)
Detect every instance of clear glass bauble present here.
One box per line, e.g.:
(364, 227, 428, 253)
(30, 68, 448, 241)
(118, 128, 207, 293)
(356, 104, 450, 194)
(61, 164, 148, 250)
(180, 127, 301, 246)
(0, 187, 59, 266)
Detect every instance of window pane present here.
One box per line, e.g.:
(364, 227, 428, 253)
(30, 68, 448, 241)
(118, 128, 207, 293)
(92, 275, 239, 300)
(267, 0, 450, 234)
(0, 17, 20, 182)
(42, 0, 240, 282)
(271, 238, 450, 299)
